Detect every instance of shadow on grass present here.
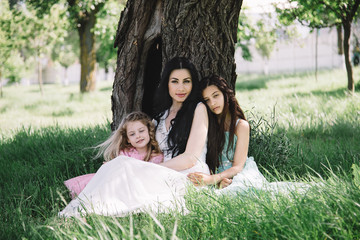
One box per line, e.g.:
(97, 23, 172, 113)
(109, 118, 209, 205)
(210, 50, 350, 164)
(52, 107, 74, 117)
(286, 87, 349, 98)
(311, 88, 349, 97)
(355, 81, 360, 92)
(236, 71, 315, 91)
(0, 124, 111, 239)
(99, 86, 112, 92)
(282, 118, 360, 177)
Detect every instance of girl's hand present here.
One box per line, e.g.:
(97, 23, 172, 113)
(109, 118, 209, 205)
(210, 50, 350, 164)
(187, 172, 214, 186)
(219, 178, 232, 189)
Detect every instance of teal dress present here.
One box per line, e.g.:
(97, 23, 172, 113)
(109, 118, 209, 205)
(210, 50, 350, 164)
(216, 132, 236, 173)
(215, 121, 311, 195)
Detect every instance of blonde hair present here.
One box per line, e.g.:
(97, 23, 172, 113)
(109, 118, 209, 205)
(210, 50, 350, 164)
(95, 111, 162, 162)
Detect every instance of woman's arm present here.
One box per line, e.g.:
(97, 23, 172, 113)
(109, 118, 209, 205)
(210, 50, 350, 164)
(188, 119, 250, 185)
(159, 103, 208, 171)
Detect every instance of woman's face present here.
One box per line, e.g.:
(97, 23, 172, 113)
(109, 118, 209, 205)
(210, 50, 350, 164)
(202, 85, 225, 115)
(168, 69, 192, 105)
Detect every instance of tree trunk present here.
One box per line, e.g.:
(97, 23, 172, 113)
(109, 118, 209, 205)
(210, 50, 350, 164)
(112, 0, 242, 130)
(37, 50, 44, 95)
(337, 25, 343, 55)
(343, 21, 354, 93)
(77, 10, 98, 93)
(0, 70, 3, 98)
(63, 66, 69, 86)
(315, 28, 318, 82)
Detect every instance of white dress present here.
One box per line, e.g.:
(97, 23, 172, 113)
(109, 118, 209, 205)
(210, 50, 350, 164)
(59, 111, 209, 217)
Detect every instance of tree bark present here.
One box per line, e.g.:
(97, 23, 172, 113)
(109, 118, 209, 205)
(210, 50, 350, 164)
(37, 49, 44, 95)
(112, 0, 160, 130)
(112, 0, 242, 129)
(337, 25, 343, 55)
(315, 29, 318, 82)
(78, 11, 97, 93)
(162, 0, 241, 86)
(343, 21, 354, 93)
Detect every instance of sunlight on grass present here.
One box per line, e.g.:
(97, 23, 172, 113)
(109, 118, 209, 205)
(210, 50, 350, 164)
(236, 68, 360, 130)
(0, 80, 112, 137)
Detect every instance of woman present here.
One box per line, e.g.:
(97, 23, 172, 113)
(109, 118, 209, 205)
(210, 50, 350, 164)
(153, 57, 209, 174)
(59, 57, 209, 217)
(188, 75, 310, 194)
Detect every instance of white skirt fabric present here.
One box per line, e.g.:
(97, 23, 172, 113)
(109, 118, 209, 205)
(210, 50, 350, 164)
(59, 156, 192, 217)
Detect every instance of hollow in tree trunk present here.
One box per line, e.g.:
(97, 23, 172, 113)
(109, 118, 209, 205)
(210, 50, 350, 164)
(111, 0, 243, 130)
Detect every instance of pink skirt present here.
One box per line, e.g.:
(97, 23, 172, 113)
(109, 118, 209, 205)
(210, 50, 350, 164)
(64, 173, 95, 199)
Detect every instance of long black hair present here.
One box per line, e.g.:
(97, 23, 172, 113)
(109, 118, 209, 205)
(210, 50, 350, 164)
(199, 75, 247, 173)
(152, 57, 200, 157)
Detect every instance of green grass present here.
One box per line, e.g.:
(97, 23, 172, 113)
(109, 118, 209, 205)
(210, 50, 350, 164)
(1, 69, 360, 239)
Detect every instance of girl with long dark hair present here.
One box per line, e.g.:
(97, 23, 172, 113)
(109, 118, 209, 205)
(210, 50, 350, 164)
(188, 75, 311, 195)
(188, 74, 252, 188)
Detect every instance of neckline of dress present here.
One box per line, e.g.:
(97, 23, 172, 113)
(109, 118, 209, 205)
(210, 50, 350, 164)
(163, 110, 171, 133)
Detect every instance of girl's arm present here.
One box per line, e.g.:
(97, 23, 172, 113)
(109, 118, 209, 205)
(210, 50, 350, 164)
(159, 103, 209, 171)
(188, 119, 250, 185)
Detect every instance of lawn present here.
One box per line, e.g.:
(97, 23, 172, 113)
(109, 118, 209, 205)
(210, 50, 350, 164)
(0, 69, 359, 239)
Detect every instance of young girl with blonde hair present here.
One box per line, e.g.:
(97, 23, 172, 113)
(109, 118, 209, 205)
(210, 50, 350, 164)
(64, 111, 163, 198)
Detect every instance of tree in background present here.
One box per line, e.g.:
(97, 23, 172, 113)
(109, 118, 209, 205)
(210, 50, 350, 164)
(0, 1, 33, 97)
(276, 0, 360, 93)
(20, 4, 68, 95)
(29, 0, 108, 93)
(237, 8, 298, 75)
(237, 7, 255, 62)
(0, 1, 19, 97)
(51, 30, 80, 86)
(95, 1, 124, 81)
(253, 16, 277, 75)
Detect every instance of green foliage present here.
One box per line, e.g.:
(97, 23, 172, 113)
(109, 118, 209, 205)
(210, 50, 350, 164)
(0, 1, 29, 83)
(254, 17, 277, 60)
(51, 30, 79, 69)
(248, 110, 293, 175)
(277, 1, 340, 28)
(0, 1, 70, 85)
(28, 0, 106, 24)
(22, 3, 69, 59)
(237, 8, 298, 62)
(95, 1, 125, 71)
(236, 9, 254, 61)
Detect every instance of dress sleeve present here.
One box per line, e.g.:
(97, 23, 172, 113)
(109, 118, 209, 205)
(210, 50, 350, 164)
(119, 149, 132, 157)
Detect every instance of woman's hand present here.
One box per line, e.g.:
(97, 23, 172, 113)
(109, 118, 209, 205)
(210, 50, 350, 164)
(187, 172, 215, 186)
(218, 178, 232, 189)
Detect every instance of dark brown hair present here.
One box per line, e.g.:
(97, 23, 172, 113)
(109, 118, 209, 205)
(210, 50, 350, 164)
(199, 75, 247, 173)
(153, 57, 200, 157)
